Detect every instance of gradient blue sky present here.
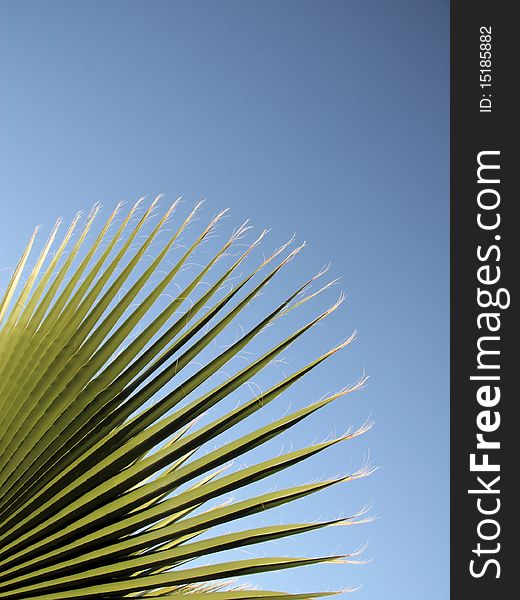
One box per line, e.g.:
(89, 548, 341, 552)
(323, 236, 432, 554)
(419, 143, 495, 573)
(0, 1, 449, 598)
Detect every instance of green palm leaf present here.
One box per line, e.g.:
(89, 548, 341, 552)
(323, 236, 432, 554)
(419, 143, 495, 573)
(0, 199, 372, 598)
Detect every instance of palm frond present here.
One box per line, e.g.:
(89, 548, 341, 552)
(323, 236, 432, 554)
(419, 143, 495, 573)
(0, 199, 372, 598)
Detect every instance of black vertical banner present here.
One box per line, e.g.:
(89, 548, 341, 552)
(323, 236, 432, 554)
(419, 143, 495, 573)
(451, 1, 517, 598)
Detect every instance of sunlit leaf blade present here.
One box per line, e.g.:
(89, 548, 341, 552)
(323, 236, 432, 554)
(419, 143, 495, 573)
(0, 200, 372, 598)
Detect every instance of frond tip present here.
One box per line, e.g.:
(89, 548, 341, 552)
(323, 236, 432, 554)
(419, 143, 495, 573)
(0, 199, 374, 598)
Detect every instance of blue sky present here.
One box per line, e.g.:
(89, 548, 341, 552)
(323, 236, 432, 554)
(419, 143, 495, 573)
(0, 1, 449, 598)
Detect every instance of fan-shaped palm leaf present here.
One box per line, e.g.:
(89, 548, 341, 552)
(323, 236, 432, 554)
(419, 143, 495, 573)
(0, 198, 372, 599)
